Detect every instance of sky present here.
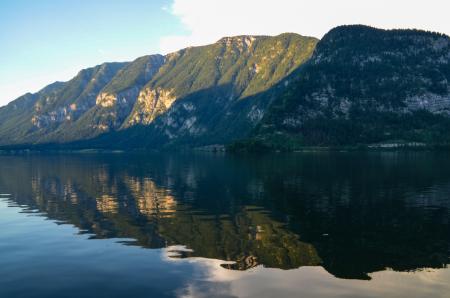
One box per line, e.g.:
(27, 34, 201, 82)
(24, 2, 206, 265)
(0, 0, 449, 106)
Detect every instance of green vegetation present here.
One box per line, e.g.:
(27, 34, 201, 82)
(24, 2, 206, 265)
(145, 34, 317, 99)
(226, 139, 272, 153)
(102, 55, 164, 95)
(0, 25, 449, 150)
(0, 33, 317, 147)
(124, 33, 318, 140)
(247, 25, 450, 151)
(0, 62, 127, 145)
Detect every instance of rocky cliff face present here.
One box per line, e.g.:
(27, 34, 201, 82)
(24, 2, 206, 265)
(126, 87, 176, 126)
(62, 55, 166, 138)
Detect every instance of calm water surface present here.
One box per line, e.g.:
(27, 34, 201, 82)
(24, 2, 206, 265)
(0, 152, 449, 298)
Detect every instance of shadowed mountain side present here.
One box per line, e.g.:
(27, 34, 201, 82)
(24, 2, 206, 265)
(0, 66, 307, 151)
(1, 82, 292, 150)
(248, 25, 450, 149)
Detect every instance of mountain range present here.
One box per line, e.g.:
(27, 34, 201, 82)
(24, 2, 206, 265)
(0, 25, 449, 150)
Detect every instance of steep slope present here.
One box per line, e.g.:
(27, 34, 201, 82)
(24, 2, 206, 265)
(0, 62, 128, 145)
(124, 33, 318, 146)
(0, 82, 65, 144)
(51, 55, 165, 140)
(0, 33, 318, 147)
(251, 25, 450, 148)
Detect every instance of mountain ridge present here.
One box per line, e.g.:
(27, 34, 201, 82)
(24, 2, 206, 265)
(0, 32, 318, 146)
(1, 25, 449, 150)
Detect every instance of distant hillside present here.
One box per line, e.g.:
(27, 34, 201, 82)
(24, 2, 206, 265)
(0, 62, 127, 144)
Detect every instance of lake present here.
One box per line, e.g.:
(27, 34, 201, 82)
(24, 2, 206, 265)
(0, 152, 449, 298)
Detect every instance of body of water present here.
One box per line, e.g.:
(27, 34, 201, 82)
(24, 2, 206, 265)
(0, 152, 449, 298)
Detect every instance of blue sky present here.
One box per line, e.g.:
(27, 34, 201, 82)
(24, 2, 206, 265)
(1, 0, 448, 106)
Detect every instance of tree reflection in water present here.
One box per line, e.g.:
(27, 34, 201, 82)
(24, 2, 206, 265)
(0, 152, 449, 280)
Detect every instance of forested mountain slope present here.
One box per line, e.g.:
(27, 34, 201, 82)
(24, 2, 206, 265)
(250, 25, 450, 149)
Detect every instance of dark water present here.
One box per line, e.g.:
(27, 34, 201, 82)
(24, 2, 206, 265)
(0, 152, 449, 298)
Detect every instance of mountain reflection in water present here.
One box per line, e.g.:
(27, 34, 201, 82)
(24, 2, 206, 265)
(0, 152, 449, 282)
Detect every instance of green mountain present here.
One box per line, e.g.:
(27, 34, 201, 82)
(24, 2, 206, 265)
(126, 33, 318, 147)
(0, 62, 128, 144)
(249, 25, 450, 149)
(1, 25, 449, 150)
(61, 55, 165, 140)
(0, 33, 317, 147)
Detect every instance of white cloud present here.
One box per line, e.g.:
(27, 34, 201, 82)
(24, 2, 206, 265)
(171, 254, 450, 298)
(159, 0, 450, 53)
